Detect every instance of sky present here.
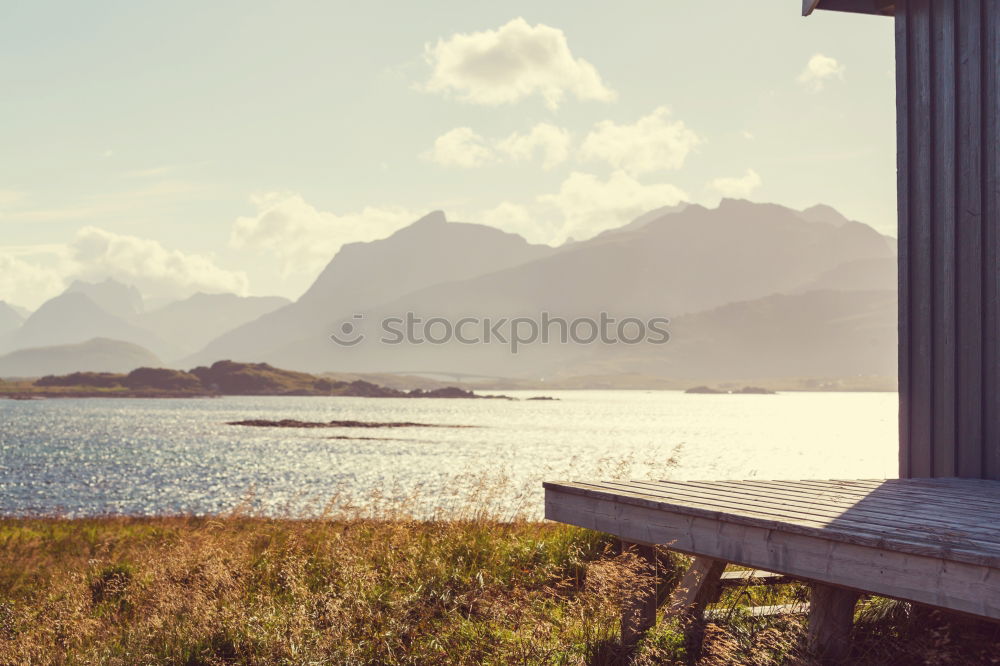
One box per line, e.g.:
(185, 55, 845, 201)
(0, 1, 897, 309)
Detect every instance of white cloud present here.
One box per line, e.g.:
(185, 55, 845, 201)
(422, 18, 615, 110)
(537, 170, 687, 243)
(496, 123, 571, 169)
(71, 226, 248, 300)
(0, 227, 252, 309)
(579, 107, 700, 175)
(230, 192, 417, 277)
(426, 122, 571, 170)
(0, 249, 67, 310)
(798, 53, 845, 92)
(423, 127, 496, 168)
(708, 169, 763, 198)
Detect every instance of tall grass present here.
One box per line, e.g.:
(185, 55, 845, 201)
(0, 513, 685, 664)
(2, 469, 999, 663)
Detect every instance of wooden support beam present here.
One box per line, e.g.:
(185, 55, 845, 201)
(718, 569, 794, 587)
(705, 602, 810, 621)
(666, 555, 726, 658)
(807, 584, 860, 665)
(666, 556, 727, 617)
(620, 542, 659, 649)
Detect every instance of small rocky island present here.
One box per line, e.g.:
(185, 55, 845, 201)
(228, 419, 473, 429)
(685, 385, 777, 395)
(0, 360, 527, 400)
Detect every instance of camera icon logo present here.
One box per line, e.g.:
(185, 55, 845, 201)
(330, 314, 366, 346)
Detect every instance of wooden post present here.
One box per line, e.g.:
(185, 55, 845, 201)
(807, 584, 859, 665)
(620, 542, 658, 649)
(666, 555, 726, 658)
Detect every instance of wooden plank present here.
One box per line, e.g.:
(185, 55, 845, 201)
(714, 478, 1000, 513)
(807, 584, 860, 665)
(984, 0, 1000, 480)
(660, 479, 1000, 531)
(782, 480, 1000, 513)
(907, 0, 935, 478)
(896, 2, 911, 480)
(719, 569, 794, 586)
(705, 602, 809, 620)
(546, 482, 1000, 566)
(643, 480, 1000, 543)
(586, 479, 1000, 548)
(620, 542, 658, 649)
(612, 477, 1000, 513)
(931, 0, 958, 477)
(602, 481, 1000, 547)
(762, 478, 1000, 508)
(956, 0, 985, 477)
(642, 478, 1000, 517)
(689, 479, 1000, 528)
(544, 489, 1000, 619)
(788, 477, 1000, 492)
(568, 480, 1000, 550)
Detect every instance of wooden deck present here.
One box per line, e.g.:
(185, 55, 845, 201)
(544, 478, 1000, 659)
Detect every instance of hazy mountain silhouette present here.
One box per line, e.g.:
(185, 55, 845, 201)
(0, 280, 290, 363)
(798, 203, 853, 227)
(582, 289, 897, 381)
(64, 278, 144, 319)
(0, 302, 24, 337)
(0, 337, 161, 378)
(791, 257, 896, 293)
(8, 304, 30, 319)
(142, 292, 290, 355)
(183, 210, 557, 366)
(596, 203, 688, 237)
(2, 292, 167, 356)
(221, 199, 895, 377)
(6, 202, 898, 383)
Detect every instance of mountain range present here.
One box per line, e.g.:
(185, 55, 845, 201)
(0, 338, 162, 378)
(0, 282, 290, 365)
(0, 200, 898, 385)
(0, 302, 25, 337)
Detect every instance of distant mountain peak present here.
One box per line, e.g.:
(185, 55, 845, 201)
(63, 277, 144, 318)
(65, 276, 134, 293)
(597, 203, 690, 239)
(0, 301, 25, 337)
(412, 210, 448, 226)
(717, 197, 753, 209)
(799, 204, 853, 227)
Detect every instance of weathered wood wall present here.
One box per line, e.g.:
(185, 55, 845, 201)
(897, 0, 1000, 478)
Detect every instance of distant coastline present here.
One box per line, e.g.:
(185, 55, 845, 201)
(0, 360, 520, 400)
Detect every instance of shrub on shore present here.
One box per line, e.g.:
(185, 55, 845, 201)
(123, 367, 203, 391)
